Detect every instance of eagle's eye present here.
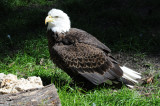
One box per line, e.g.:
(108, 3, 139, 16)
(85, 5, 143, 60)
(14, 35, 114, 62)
(54, 16, 59, 18)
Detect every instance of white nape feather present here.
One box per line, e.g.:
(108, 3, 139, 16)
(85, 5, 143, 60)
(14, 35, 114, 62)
(47, 9, 71, 33)
(120, 66, 141, 84)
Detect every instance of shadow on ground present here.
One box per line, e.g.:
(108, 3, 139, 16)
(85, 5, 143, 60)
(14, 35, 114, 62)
(0, 0, 160, 57)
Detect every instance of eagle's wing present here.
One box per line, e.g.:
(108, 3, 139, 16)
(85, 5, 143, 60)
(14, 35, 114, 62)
(66, 28, 111, 53)
(53, 43, 123, 85)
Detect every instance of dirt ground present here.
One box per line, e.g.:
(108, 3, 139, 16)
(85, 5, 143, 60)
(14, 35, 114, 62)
(112, 52, 160, 95)
(113, 52, 160, 74)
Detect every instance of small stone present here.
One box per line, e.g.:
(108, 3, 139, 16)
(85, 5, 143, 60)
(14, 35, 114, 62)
(0, 73, 43, 94)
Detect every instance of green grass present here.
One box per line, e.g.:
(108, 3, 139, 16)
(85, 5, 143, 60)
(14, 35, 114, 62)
(0, 0, 160, 105)
(59, 86, 160, 106)
(0, 33, 160, 105)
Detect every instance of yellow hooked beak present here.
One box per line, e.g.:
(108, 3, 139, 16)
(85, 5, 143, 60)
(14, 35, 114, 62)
(45, 15, 54, 25)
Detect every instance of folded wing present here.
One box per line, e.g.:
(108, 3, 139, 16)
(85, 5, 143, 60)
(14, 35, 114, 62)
(53, 43, 123, 85)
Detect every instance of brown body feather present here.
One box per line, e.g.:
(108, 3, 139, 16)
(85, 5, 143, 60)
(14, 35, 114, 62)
(47, 28, 124, 86)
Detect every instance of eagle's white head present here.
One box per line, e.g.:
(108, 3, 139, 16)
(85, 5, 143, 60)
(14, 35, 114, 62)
(45, 9, 71, 33)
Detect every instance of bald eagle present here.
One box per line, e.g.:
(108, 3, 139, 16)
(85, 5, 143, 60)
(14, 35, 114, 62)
(45, 9, 141, 88)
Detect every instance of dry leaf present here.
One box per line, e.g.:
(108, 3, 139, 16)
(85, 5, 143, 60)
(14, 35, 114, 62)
(8, 62, 15, 67)
(147, 76, 153, 84)
(40, 58, 44, 65)
(144, 93, 151, 97)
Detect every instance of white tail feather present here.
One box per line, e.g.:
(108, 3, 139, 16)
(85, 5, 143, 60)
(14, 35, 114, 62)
(126, 84, 134, 89)
(120, 66, 141, 84)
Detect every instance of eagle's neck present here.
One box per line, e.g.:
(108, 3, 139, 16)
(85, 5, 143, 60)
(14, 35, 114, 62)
(47, 21, 70, 33)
